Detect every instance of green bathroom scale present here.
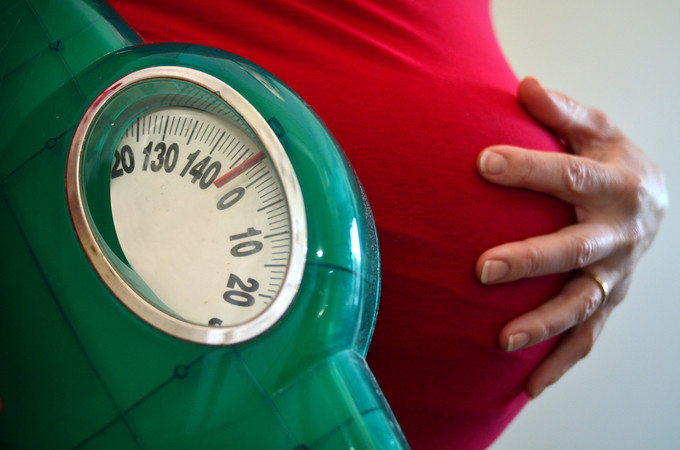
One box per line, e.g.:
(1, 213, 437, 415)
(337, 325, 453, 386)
(0, 0, 408, 448)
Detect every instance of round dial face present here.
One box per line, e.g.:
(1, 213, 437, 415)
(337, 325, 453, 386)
(111, 106, 290, 328)
(67, 67, 307, 345)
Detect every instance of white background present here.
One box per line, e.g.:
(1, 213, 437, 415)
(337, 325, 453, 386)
(490, 1, 680, 448)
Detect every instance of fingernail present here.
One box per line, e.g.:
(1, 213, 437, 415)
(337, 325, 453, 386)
(481, 260, 509, 284)
(479, 151, 507, 175)
(530, 386, 545, 399)
(507, 332, 530, 352)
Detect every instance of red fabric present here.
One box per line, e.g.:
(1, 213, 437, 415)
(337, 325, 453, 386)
(108, 1, 575, 447)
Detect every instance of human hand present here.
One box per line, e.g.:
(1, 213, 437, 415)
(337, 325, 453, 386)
(476, 77, 668, 398)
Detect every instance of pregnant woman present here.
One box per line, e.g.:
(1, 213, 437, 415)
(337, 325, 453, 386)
(108, 1, 667, 447)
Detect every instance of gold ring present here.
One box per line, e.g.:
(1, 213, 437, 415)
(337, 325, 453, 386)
(582, 271, 609, 307)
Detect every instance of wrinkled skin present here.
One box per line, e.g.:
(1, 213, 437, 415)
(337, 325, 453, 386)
(476, 77, 668, 398)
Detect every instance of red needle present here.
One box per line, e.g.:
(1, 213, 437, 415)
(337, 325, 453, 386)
(213, 151, 266, 188)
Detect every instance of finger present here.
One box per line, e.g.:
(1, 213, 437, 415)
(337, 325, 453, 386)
(477, 223, 618, 284)
(517, 77, 623, 151)
(478, 146, 625, 206)
(499, 270, 627, 353)
(524, 309, 609, 398)
(498, 273, 611, 353)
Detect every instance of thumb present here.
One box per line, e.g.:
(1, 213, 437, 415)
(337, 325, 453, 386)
(517, 77, 620, 152)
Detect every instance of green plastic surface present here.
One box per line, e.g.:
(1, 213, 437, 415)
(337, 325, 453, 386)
(0, 0, 408, 448)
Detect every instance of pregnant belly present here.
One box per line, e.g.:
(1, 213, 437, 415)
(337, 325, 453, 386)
(320, 76, 576, 448)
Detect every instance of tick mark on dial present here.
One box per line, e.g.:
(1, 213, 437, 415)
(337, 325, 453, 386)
(213, 151, 266, 188)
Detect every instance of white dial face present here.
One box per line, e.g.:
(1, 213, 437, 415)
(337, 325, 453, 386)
(110, 106, 291, 328)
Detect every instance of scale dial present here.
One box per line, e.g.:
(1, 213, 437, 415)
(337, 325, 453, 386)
(67, 67, 307, 345)
(112, 105, 291, 327)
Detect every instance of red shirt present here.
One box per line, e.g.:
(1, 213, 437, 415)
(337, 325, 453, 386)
(109, 1, 574, 447)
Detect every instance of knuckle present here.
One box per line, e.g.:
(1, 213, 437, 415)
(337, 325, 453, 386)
(617, 171, 647, 209)
(564, 158, 589, 195)
(518, 152, 539, 184)
(629, 221, 646, 248)
(569, 234, 595, 268)
(611, 170, 649, 256)
(563, 97, 584, 127)
(575, 290, 600, 323)
(588, 107, 621, 140)
(522, 244, 544, 277)
(537, 320, 558, 343)
(620, 220, 644, 258)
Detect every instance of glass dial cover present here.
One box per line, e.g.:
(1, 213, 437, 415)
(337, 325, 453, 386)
(67, 67, 307, 345)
